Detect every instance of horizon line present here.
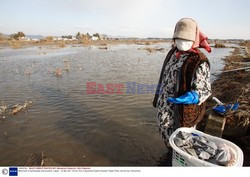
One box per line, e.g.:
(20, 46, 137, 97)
(1, 32, 249, 41)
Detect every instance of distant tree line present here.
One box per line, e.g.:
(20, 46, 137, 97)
(10, 31, 26, 40)
(76, 32, 101, 40)
(0, 31, 103, 41)
(61, 35, 73, 39)
(0, 31, 26, 41)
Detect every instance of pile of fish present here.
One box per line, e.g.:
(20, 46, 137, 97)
(0, 100, 33, 119)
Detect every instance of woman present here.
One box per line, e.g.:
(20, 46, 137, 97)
(153, 18, 212, 145)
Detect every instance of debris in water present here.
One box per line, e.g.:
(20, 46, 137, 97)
(0, 100, 33, 117)
(11, 101, 32, 115)
(23, 100, 33, 109)
(99, 46, 108, 50)
(64, 59, 70, 63)
(0, 101, 8, 118)
(11, 104, 23, 115)
(0, 101, 8, 114)
(54, 68, 62, 76)
(24, 69, 31, 75)
(24, 116, 31, 124)
(139, 47, 165, 53)
(26, 152, 44, 166)
(26, 152, 61, 166)
(63, 61, 70, 71)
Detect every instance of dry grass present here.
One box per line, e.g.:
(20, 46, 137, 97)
(205, 46, 250, 138)
(0, 39, 33, 49)
(240, 41, 250, 47)
(198, 47, 250, 165)
(58, 41, 66, 48)
(0, 38, 170, 49)
(9, 41, 22, 49)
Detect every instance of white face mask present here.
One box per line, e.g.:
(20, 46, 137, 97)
(175, 39, 193, 51)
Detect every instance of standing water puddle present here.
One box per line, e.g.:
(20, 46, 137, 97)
(0, 43, 233, 165)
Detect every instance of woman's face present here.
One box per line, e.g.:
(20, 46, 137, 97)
(175, 39, 194, 51)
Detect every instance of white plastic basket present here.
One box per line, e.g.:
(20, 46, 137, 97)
(169, 127, 244, 167)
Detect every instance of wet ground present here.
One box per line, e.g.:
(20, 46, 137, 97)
(0, 43, 233, 166)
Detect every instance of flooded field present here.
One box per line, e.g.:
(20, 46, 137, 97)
(0, 43, 233, 166)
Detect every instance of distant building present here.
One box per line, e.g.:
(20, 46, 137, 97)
(69, 37, 77, 41)
(91, 36, 99, 41)
(63, 38, 70, 41)
(99, 34, 108, 40)
(19, 37, 31, 41)
(53, 37, 63, 41)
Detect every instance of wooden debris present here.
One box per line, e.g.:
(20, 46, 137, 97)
(55, 68, 62, 76)
(11, 101, 32, 115)
(0, 100, 32, 117)
(11, 104, 23, 115)
(230, 62, 250, 65)
(26, 152, 44, 166)
(222, 66, 250, 73)
(204, 111, 226, 137)
(26, 152, 61, 166)
(0, 101, 8, 117)
(99, 46, 108, 50)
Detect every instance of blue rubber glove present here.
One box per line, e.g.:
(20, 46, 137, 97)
(213, 103, 239, 114)
(213, 105, 227, 114)
(167, 91, 199, 104)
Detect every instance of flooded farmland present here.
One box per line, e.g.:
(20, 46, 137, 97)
(0, 43, 233, 166)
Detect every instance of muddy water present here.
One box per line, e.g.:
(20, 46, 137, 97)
(0, 44, 233, 166)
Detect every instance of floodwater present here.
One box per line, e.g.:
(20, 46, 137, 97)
(0, 43, 233, 166)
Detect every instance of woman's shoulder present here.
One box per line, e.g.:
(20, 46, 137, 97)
(196, 50, 210, 67)
(189, 49, 208, 61)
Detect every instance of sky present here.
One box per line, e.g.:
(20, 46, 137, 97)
(0, 0, 250, 39)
